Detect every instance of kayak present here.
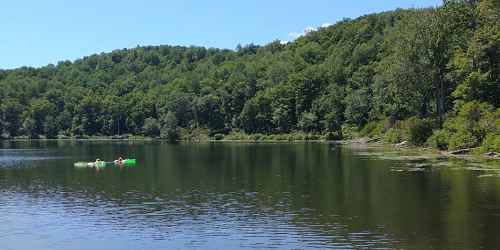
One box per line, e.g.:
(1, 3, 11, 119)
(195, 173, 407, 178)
(116, 159, 136, 165)
(74, 159, 136, 168)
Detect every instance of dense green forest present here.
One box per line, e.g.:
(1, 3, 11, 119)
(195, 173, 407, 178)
(0, 0, 499, 151)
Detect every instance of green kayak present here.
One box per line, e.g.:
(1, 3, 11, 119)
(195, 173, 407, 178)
(74, 159, 136, 168)
(120, 159, 136, 165)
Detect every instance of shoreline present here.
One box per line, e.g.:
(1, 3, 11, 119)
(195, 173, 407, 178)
(2, 137, 498, 163)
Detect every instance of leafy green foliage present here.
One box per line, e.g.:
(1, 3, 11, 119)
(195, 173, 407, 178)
(448, 131, 478, 150)
(43, 116, 58, 139)
(481, 133, 500, 152)
(344, 87, 371, 127)
(298, 112, 319, 132)
(161, 111, 180, 142)
(406, 117, 434, 146)
(324, 131, 342, 141)
(429, 101, 499, 150)
(383, 128, 406, 144)
(143, 118, 160, 137)
(360, 120, 386, 138)
(341, 124, 359, 140)
(426, 129, 451, 150)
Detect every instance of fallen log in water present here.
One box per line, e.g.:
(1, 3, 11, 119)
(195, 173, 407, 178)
(449, 148, 473, 155)
(484, 152, 500, 158)
(367, 137, 381, 143)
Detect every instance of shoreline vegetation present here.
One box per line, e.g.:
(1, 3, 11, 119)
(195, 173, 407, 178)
(1, 1, 499, 161)
(2, 130, 499, 163)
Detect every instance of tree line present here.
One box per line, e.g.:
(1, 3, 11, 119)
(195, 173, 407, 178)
(0, 0, 499, 150)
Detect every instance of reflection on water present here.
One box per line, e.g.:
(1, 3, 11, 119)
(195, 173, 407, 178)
(1, 141, 500, 249)
(0, 148, 67, 169)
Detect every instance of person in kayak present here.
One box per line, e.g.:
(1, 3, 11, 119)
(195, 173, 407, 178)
(115, 157, 124, 165)
(94, 159, 103, 171)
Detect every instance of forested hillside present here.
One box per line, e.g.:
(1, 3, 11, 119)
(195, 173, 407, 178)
(0, 0, 499, 151)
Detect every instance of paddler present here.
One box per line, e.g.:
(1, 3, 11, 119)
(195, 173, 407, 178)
(94, 158, 102, 170)
(115, 157, 124, 165)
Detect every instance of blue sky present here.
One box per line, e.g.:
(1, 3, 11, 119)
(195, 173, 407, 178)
(0, 0, 441, 69)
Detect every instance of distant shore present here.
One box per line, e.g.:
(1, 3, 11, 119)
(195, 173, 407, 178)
(2, 135, 499, 164)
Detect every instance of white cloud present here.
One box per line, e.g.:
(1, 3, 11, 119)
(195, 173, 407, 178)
(288, 27, 316, 39)
(320, 22, 332, 28)
(287, 23, 331, 40)
(288, 32, 302, 39)
(280, 40, 289, 45)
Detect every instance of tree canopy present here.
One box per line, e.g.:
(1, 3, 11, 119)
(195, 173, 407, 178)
(0, 1, 498, 149)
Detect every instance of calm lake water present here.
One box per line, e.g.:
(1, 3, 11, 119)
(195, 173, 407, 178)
(1, 141, 500, 250)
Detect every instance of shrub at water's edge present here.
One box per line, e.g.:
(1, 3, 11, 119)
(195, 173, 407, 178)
(427, 102, 499, 151)
(353, 102, 499, 155)
(219, 131, 324, 142)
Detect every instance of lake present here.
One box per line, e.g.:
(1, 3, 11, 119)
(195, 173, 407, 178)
(1, 141, 500, 249)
